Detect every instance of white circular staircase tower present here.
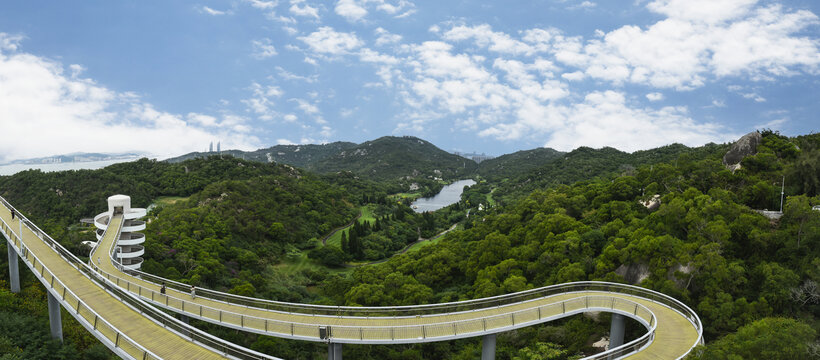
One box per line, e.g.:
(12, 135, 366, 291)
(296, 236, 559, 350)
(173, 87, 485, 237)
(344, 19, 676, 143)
(93, 194, 146, 270)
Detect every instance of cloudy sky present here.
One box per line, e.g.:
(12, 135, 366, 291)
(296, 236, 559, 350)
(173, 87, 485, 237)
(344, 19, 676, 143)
(0, 0, 818, 162)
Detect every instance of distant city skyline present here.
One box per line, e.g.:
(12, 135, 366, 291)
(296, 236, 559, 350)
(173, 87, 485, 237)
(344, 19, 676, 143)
(0, 0, 819, 163)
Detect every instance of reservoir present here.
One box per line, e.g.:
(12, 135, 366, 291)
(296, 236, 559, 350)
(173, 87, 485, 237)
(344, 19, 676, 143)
(411, 179, 476, 213)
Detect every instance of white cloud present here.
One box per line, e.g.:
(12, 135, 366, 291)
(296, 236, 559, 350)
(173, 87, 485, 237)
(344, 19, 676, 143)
(251, 38, 277, 59)
(245, 0, 278, 10)
(549, 0, 820, 89)
(334, 0, 414, 22)
(476, 91, 731, 152)
(567, 1, 597, 10)
(292, 98, 320, 115)
(283, 26, 298, 35)
(374, 27, 402, 46)
(754, 118, 787, 129)
(299, 27, 363, 55)
(283, 114, 298, 122)
(277, 138, 296, 145)
(200, 6, 231, 16)
(541, 91, 732, 151)
(335, 0, 368, 21)
(741, 92, 766, 102)
(276, 66, 318, 82)
(0, 43, 258, 162)
(561, 71, 585, 81)
(289, 0, 319, 18)
(0, 33, 23, 52)
(646, 92, 664, 101)
(711, 99, 726, 107)
(241, 82, 283, 120)
(443, 24, 536, 55)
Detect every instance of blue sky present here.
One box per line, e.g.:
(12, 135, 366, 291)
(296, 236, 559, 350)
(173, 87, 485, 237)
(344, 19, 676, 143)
(0, 0, 818, 162)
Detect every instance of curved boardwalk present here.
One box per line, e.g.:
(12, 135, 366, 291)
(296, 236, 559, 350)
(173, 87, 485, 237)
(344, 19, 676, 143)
(94, 214, 701, 359)
(0, 207, 231, 359)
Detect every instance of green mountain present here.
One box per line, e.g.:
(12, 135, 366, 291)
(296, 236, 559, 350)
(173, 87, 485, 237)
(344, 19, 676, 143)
(491, 143, 728, 204)
(165, 141, 357, 168)
(308, 136, 478, 181)
(475, 147, 565, 181)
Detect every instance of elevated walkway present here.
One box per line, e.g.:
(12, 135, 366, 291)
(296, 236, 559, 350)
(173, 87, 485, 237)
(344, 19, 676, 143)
(92, 213, 703, 359)
(2, 194, 703, 359)
(0, 199, 277, 360)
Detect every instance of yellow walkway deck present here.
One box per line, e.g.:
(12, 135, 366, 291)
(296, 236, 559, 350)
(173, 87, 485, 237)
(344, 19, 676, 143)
(0, 208, 229, 360)
(93, 213, 701, 359)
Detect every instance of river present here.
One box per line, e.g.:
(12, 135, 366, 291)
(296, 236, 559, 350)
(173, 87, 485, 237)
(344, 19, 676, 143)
(411, 179, 476, 213)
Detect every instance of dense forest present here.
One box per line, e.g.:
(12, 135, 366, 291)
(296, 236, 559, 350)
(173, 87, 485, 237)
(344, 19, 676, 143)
(0, 131, 818, 359)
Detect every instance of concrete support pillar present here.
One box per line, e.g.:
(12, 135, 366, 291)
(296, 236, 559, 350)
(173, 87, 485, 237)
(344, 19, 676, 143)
(47, 292, 63, 341)
(609, 313, 625, 349)
(481, 333, 496, 360)
(7, 243, 19, 293)
(327, 343, 342, 360)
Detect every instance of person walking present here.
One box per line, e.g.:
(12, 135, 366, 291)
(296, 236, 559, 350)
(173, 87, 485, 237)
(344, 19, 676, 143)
(160, 283, 166, 295)
(10, 209, 14, 220)
(190, 285, 196, 299)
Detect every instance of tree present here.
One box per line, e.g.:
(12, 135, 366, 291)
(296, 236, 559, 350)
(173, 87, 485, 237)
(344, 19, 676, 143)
(688, 317, 816, 360)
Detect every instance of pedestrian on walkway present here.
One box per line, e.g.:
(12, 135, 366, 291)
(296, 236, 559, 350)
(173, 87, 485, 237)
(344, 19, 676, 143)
(10, 209, 14, 220)
(191, 285, 196, 299)
(160, 283, 166, 295)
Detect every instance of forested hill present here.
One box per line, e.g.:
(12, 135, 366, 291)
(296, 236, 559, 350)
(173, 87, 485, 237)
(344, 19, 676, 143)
(308, 136, 478, 181)
(490, 143, 728, 204)
(322, 131, 820, 359)
(165, 141, 357, 167)
(474, 147, 565, 181)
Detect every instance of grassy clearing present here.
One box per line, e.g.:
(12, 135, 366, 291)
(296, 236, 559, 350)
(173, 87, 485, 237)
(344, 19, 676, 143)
(405, 224, 459, 253)
(324, 205, 377, 248)
(276, 250, 353, 275)
(273, 205, 377, 275)
(153, 196, 189, 207)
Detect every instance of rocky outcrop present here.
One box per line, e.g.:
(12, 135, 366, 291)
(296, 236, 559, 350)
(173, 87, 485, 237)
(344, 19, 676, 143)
(723, 131, 762, 166)
(615, 263, 650, 285)
(640, 194, 661, 211)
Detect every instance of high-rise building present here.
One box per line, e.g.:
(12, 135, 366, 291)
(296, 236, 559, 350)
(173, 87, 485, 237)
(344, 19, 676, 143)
(209, 142, 213, 152)
(217, 141, 221, 153)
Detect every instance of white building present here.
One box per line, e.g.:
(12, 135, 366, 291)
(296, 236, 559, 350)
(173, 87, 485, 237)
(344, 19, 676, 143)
(93, 195, 146, 270)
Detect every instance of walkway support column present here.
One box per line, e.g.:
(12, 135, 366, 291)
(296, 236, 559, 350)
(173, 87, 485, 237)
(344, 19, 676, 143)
(7, 243, 19, 293)
(609, 313, 625, 349)
(47, 292, 63, 341)
(328, 343, 342, 360)
(482, 334, 496, 360)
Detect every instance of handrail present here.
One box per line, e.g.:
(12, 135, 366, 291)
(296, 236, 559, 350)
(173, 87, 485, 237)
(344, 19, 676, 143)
(1, 194, 703, 359)
(0, 196, 280, 360)
(97, 257, 667, 358)
(0, 212, 161, 360)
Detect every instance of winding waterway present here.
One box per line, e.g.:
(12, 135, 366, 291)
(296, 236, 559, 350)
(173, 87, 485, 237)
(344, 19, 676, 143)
(411, 179, 476, 213)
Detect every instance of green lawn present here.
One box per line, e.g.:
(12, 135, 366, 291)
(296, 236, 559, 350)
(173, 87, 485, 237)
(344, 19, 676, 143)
(405, 224, 459, 253)
(275, 250, 352, 275)
(152, 196, 189, 207)
(273, 205, 377, 275)
(324, 205, 377, 248)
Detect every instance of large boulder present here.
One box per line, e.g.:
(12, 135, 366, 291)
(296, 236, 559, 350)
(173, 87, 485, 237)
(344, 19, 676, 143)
(723, 131, 762, 165)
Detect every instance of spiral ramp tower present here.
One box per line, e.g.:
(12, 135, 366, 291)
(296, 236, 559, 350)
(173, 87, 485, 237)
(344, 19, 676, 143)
(94, 195, 146, 270)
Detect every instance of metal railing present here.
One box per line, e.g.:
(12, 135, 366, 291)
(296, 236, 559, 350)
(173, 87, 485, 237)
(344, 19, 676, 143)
(88, 266, 661, 345)
(0, 211, 161, 360)
(0, 196, 280, 360)
(1, 194, 703, 359)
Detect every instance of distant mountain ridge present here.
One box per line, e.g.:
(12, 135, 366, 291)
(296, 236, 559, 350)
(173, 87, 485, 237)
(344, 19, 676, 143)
(165, 142, 357, 168)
